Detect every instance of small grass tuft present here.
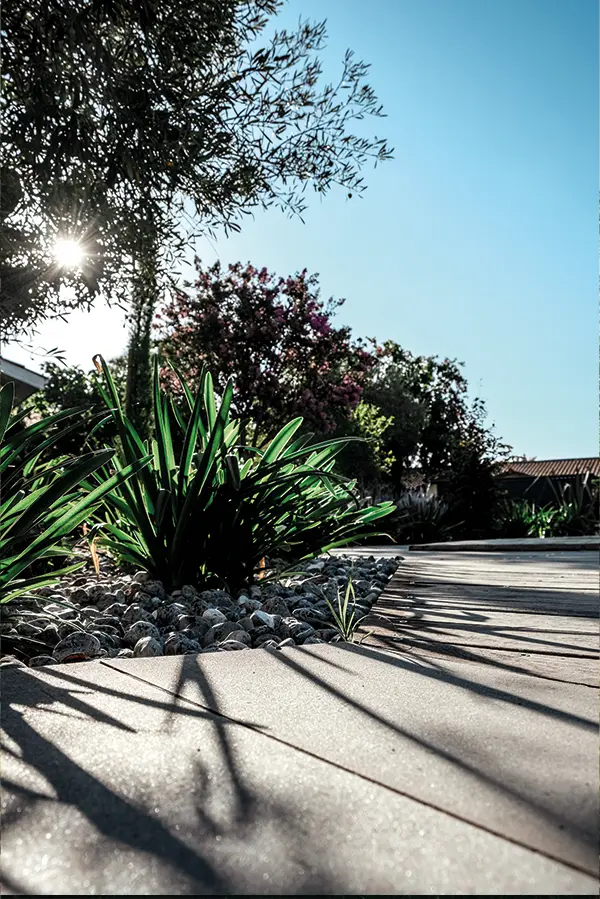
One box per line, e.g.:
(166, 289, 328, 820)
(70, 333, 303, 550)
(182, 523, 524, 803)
(325, 576, 371, 642)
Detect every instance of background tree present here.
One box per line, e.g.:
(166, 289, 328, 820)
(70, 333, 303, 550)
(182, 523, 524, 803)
(22, 357, 128, 457)
(334, 400, 396, 490)
(156, 260, 377, 441)
(440, 400, 511, 538)
(2, 0, 392, 433)
(363, 341, 510, 487)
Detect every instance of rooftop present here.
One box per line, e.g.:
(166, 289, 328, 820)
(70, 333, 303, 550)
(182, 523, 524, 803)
(0, 356, 48, 402)
(499, 458, 600, 478)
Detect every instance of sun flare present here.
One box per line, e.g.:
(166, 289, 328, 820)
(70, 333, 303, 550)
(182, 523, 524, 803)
(54, 238, 85, 268)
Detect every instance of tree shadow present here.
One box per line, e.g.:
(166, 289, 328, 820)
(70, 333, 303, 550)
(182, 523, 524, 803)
(2, 542, 598, 891)
(361, 549, 599, 666)
(362, 629, 598, 688)
(97, 640, 599, 878)
(0, 664, 344, 895)
(384, 551, 599, 617)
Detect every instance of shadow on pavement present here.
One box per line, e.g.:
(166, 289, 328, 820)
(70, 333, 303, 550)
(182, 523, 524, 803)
(360, 550, 599, 668)
(102, 641, 598, 876)
(0, 665, 338, 895)
(2, 546, 598, 891)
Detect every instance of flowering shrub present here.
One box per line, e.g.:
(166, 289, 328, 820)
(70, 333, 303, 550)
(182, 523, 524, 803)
(155, 260, 377, 441)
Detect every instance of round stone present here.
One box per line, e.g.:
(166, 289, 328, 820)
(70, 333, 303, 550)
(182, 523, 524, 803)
(53, 632, 102, 662)
(102, 603, 128, 618)
(39, 626, 61, 647)
(80, 606, 103, 619)
(93, 623, 121, 637)
(133, 636, 163, 657)
(86, 584, 107, 602)
(132, 570, 152, 584)
(250, 610, 277, 629)
(199, 589, 234, 610)
(91, 631, 122, 651)
(241, 597, 262, 612)
(124, 621, 161, 647)
(15, 623, 43, 636)
(29, 655, 58, 667)
(219, 640, 250, 651)
(164, 634, 202, 655)
(121, 604, 151, 628)
(256, 639, 279, 650)
(260, 596, 291, 618)
(57, 622, 81, 639)
(276, 637, 296, 649)
(137, 580, 167, 600)
(254, 633, 282, 647)
(210, 621, 246, 644)
(312, 629, 341, 642)
(293, 607, 327, 623)
(94, 617, 123, 632)
(202, 608, 227, 626)
(222, 628, 250, 645)
(137, 594, 162, 612)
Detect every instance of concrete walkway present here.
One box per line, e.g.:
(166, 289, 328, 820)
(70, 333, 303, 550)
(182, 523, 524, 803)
(1, 550, 598, 895)
(408, 536, 600, 552)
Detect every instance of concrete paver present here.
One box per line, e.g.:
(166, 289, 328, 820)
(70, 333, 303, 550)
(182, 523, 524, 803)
(408, 537, 600, 552)
(366, 606, 597, 655)
(2, 546, 598, 894)
(3, 662, 595, 895)
(349, 549, 599, 684)
(381, 642, 599, 687)
(104, 642, 599, 876)
(362, 551, 599, 657)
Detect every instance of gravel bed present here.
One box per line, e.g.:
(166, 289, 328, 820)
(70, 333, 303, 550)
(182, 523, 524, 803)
(1, 554, 402, 668)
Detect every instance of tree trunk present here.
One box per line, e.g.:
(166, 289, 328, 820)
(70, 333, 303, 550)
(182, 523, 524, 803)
(125, 233, 157, 439)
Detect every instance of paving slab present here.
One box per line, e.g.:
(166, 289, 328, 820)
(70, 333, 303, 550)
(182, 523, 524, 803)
(3, 663, 595, 895)
(408, 537, 600, 552)
(363, 551, 599, 656)
(339, 549, 599, 683)
(366, 605, 598, 655)
(372, 640, 599, 687)
(104, 643, 599, 876)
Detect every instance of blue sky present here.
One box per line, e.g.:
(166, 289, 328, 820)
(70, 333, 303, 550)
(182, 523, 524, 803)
(7, 0, 598, 458)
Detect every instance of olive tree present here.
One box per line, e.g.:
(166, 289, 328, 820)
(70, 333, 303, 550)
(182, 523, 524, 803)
(1, 0, 392, 432)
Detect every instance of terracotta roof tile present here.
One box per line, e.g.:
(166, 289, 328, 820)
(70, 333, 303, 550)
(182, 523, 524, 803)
(499, 458, 600, 478)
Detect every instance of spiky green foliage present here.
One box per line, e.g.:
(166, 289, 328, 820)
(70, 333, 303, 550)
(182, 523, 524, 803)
(87, 355, 395, 591)
(393, 491, 457, 545)
(496, 478, 599, 539)
(535, 474, 599, 537)
(324, 577, 369, 642)
(0, 382, 148, 605)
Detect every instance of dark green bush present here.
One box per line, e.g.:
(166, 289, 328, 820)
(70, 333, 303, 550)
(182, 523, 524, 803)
(392, 491, 457, 545)
(22, 358, 127, 456)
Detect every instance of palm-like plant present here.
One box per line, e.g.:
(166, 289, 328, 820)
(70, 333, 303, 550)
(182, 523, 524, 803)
(0, 381, 148, 605)
(394, 491, 456, 544)
(86, 355, 395, 591)
(539, 474, 599, 536)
